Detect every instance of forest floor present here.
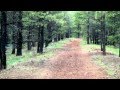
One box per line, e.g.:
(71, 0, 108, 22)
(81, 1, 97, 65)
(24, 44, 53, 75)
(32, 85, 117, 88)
(0, 38, 119, 79)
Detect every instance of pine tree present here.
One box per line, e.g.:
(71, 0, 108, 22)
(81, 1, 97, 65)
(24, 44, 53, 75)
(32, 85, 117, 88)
(16, 11, 23, 56)
(0, 11, 7, 69)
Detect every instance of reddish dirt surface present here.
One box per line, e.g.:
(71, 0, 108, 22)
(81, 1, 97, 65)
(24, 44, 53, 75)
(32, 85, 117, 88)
(0, 39, 108, 79)
(43, 39, 108, 79)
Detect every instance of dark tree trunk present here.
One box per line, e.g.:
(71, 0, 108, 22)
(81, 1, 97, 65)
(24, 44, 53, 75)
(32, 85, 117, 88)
(77, 32, 80, 38)
(12, 43, 15, 54)
(40, 26, 44, 53)
(27, 41, 31, 50)
(45, 41, 48, 47)
(37, 26, 41, 53)
(58, 34, 61, 41)
(37, 26, 44, 53)
(95, 34, 97, 44)
(27, 26, 32, 50)
(54, 35, 58, 42)
(65, 32, 69, 38)
(90, 35, 92, 44)
(93, 37, 95, 44)
(102, 13, 106, 55)
(12, 28, 16, 54)
(0, 39, 1, 69)
(61, 34, 64, 40)
(0, 11, 7, 69)
(32, 41, 35, 47)
(95, 31, 99, 44)
(77, 24, 80, 38)
(100, 20, 103, 51)
(92, 29, 95, 44)
(12, 11, 16, 54)
(16, 11, 23, 56)
(45, 22, 52, 47)
(87, 18, 90, 44)
(32, 34, 36, 47)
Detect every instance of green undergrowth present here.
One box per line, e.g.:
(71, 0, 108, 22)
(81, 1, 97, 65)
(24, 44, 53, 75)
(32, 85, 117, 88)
(92, 55, 120, 78)
(7, 38, 73, 69)
(81, 39, 119, 56)
(45, 38, 74, 50)
(81, 38, 120, 78)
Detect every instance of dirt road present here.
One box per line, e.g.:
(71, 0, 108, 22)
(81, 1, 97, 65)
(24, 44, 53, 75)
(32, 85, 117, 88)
(0, 39, 108, 79)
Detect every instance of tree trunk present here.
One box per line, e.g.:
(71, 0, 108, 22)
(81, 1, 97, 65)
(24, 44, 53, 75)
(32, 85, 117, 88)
(16, 11, 23, 56)
(0, 11, 7, 69)
(61, 34, 64, 40)
(45, 40, 49, 47)
(45, 22, 52, 47)
(32, 41, 35, 47)
(95, 31, 99, 44)
(11, 28, 16, 54)
(37, 25, 44, 53)
(77, 32, 80, 38)
(39, 26, 44, 53)
(27, 26, 32, 50)
(87, 18, 90, 44)
(32, 34, 36, 47)
(90, 35, 92, 44)
(54, 35, 58, 42)
(65, 32, 69, 38)
(102, 13, 106, 55)
(12, 11, 16, 54)
(100, 27, 103, 51)
(12, 43, 15, 54)
(58, 34, 61, 41)
(69, 29, 72, 38)
(0, 39, 1, 69)
(27, 41, 31, 50)
(95, 34, 97, 44)
(37, 26, 41, 53)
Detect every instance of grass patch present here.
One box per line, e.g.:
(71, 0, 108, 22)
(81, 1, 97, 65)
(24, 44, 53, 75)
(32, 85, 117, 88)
(81, 39, 119, 56)
(106, 46, 119, 56)
(81, 39, 100, 51)
(7, 49, 37, 68)
(92, 55, 120, 77)
(81, 39, 120, 78)
(46, 38, 73, 49)
(6, 38, 73, 69)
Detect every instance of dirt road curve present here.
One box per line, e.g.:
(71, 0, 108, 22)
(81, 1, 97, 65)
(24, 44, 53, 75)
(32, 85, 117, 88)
(0, 39, 108, 79)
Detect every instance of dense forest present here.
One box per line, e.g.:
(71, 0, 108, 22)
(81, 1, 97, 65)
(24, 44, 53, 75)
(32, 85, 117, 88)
(0, 11, 120, 71)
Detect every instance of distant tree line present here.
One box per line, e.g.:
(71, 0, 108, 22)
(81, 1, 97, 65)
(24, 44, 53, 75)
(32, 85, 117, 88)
(74, 11, 120, 56)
